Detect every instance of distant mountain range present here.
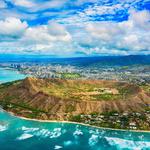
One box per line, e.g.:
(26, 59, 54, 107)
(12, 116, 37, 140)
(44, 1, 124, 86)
(0, 54, 150, 67)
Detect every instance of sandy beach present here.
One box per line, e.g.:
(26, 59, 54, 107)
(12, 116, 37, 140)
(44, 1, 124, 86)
(8, 111, 150, 133)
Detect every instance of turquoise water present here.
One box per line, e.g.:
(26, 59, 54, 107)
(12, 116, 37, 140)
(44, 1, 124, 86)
(0, 67, 27, 83)
(1, 111, 150, 150)
(0, 67, 150, 150)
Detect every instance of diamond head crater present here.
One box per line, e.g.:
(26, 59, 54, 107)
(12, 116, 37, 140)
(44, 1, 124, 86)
(0, 74, 150, 131)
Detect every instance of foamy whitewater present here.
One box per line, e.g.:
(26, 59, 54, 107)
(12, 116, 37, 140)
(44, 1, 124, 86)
(0, 67, 150, 150)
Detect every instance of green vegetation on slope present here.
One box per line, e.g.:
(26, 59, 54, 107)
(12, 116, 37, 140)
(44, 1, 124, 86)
(57, 72, 82, 79)
(40, 79, 134, 101)
(140, 84, 150, 94)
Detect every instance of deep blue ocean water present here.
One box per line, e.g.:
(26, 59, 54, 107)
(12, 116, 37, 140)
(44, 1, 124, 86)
(0, 67, 150, 150)
(0, 54, 150, 67)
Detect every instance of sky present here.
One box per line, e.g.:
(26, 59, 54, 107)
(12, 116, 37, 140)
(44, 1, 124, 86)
(0, 0, 149, 57)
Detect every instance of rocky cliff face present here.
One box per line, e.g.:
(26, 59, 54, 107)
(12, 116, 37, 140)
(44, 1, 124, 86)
(0, 77, 149, 120)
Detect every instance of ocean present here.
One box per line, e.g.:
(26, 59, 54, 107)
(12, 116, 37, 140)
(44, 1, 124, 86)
(0, 67, 150, 150)
(0, 67, 27, 83)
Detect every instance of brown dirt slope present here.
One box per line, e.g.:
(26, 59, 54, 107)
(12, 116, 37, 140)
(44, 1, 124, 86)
(0, 77, 149, 120)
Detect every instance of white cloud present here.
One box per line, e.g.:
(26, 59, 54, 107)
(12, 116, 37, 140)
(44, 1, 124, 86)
(12, 0, 35, 8)
(0, 8, 149, 56)
(85, 10, 150, 53)
(83, 4, 125, 16)
(11, 0, 67, 12)
(74, 0, 98, 6)
(0, 0, 7, 9)
(86, 22, 123, 41)
(0, 16, 71, 42)
(22, 22, 71, 44)
(0, 17, 28, 38)
(0, 16, 73, 54)
(48, 22, 71, 40)
(129, 9, 150, 30)
(56, 0, 149, 26)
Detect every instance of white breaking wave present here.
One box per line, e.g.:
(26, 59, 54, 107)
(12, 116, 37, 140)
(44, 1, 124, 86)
(21, 126, 39, 132)
(35, 129, 51, 138)
(21, 126, 51, 138)
(17, 133, 33, 140)
(21, 126, 62, 139)
(73, 129, 83, 136)
(0, 124, 7, 132)
(89, 129, 104, 135)
(54, 145, 63, 149)
(89, 134, 99, 146)
(49, 128, 62, 139)
(105, 137, 150, 149)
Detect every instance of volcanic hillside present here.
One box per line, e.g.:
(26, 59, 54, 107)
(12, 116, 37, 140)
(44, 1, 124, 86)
(0, 77, 149, 120)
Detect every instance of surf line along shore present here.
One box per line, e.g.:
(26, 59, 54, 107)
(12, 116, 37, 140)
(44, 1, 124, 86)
(5, 110, 150, 134)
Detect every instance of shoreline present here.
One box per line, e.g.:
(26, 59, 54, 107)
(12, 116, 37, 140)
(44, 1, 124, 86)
(7, 111, 150, 133)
